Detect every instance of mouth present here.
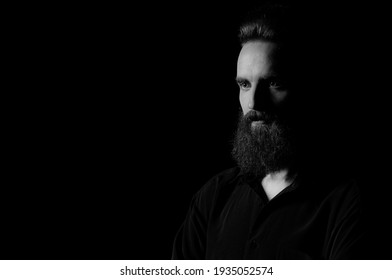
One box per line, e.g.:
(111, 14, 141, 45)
(244, 111, 275, 128)
(251, 120, 265, 129)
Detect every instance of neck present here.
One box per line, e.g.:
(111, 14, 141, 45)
(261, 169, 296, 201)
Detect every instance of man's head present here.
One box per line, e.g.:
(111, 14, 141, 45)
(232, 3, 303, 180)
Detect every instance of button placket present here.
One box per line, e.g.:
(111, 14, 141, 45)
(250, 239, 258, 249)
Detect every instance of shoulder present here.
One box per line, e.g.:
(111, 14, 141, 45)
(301, 171, 364, 216)
(201, 167, 242, 190)
(325, 174, 361, 203)
(191, 167, 243, 215)
(325, 177, 363, 215)
(301, 170, 361, 198)
(197, 166, 242, 197)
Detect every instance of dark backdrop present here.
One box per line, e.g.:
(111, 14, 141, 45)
(3, 1, 391, 259)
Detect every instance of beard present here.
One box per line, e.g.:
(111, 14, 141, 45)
(231, 110, 296, 180)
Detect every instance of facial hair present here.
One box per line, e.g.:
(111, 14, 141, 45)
(231, 110, 296, 180)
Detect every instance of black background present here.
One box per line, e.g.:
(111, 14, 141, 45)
(3, 1, 391, 259)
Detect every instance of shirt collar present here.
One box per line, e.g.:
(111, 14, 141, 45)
(240, 169, 301, 202)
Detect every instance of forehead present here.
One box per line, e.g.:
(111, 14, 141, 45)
(237, 40, 280, 78)
(238, 40, 278, 66)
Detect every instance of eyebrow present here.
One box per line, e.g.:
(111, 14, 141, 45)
(235, 75, 280, 83)
(235, 77, 248, 83)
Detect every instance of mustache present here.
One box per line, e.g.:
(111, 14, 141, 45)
(243, 110, 275, 125)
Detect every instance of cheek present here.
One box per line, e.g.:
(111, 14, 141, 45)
(271, 90, 290, 104)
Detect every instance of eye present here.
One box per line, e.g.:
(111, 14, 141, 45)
(236, 79, 251, 91)
(269, 79, 287, 90)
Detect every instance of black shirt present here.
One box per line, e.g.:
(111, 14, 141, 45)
(172, 167, 366, 259)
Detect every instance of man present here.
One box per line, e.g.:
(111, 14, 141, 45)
(172, 2, 366, 259)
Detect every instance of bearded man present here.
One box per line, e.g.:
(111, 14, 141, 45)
(172, 3, 366, 259)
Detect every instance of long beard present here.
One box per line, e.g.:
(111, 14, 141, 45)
(231, 110, 296, 180)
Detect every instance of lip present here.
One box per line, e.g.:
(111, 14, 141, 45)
(246, 111, 266, 122)
(251, 120, 264, 128)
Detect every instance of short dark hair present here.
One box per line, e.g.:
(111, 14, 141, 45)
(238, 2, 295, 45)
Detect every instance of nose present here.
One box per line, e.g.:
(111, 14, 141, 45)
(247, 82, 271, 112)
(247, 90, 256, 110)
